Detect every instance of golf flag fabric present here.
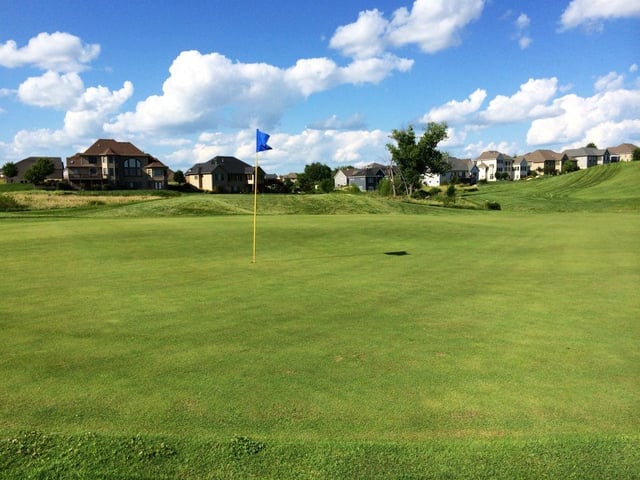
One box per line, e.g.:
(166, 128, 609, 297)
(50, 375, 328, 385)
(256, 129, 272, 152)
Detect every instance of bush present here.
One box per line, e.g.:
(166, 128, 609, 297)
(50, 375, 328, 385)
(347, 183, 361, 194)
(0, 194, 26, 211)
(428, 187, 441, 197)
(486, 201, 501, 210)
(411, 189, 429, 199)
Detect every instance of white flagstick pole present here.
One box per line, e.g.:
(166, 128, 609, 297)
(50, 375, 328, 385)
(252, 151, 258, 264)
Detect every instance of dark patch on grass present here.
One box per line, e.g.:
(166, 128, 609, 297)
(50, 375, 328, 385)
(384, 250, 408, 256)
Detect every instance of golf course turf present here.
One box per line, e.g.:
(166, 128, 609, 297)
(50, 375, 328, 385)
(0, 162, 638, 478)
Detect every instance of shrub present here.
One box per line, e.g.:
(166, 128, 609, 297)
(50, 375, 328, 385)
(428, 187, 441, 197)
(0, 194, 26, 211)
(486, 201, 501, 210)
(348, 183, 361, 194)
(411, 189, 429, 199)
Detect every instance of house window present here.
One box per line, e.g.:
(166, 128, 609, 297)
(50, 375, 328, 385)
(124, 158, 142, 177)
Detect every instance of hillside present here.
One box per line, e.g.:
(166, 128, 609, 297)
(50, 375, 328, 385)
(2, 161, 639, 216)
(461, 161, 640, 212)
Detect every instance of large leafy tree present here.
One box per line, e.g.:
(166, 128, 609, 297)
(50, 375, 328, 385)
(1, 162, 18, 181)
(24, 158, 55, 185)
(386, 122, 449, 196)
(297, 162, 332, 193)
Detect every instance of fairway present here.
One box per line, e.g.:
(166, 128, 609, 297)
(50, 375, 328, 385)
(1, 194, 639, 477)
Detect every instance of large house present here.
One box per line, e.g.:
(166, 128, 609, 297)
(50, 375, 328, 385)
(474, 151, 515, 182)
(334, 163, 389, 191)
(423, 157, 478, 186)
(185, 156, 264, 193)
(3, 156, 64, 184)
(608, 143, 637, 162)
(520, 150, 565, 175)
(66, 139, 168, 190)
(562, 147, 610, 170)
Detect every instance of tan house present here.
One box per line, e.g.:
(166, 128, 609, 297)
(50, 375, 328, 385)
(185, 156, 264, 193)
(521, 150, 564, 175)
(608, 143, 637, 162)
(66, 139, 168, 190)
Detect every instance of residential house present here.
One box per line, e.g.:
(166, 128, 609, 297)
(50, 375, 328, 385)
(423, 157, 477, 186)
(608, 143, 637, 162)
(474, 151, 514, 182)
(185, 156, 264, 193)
(563, 147, 610, 169)
(511, 156, 530, 180)
(520, 150, 564, 175)
(3, 156, 64, 184)
(334, 168, 356, 188)
(66, 139, 168, 190)
(335, 163, 388, 191)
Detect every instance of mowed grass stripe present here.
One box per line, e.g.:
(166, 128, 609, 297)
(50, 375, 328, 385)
(1, 212, 638, 444)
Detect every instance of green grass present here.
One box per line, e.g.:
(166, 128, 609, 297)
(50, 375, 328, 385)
(0, 163, 639, 478)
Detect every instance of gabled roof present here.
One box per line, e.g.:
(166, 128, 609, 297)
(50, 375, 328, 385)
(448, 157, 473, 171)
(522, 149, 563, 163)
(349, 162, 388, 178)
(82, 139, 147, 156)
(145, 160, 167, 169)
(563, 147, 606, 158)
(185, 156, 251, 175)
(608, 143, 637, 155)
(475, 151, 512, 161)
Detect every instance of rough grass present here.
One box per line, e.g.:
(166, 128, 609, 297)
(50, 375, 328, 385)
(0, 162, 638, 478)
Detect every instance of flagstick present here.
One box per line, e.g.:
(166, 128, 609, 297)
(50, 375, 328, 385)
(252, 151, 258, 264)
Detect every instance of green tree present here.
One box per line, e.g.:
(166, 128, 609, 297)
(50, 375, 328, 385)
(319, 178, 334, 193)
(1, 162, 18, 181)
(633, 148, 640, 161)
(24, 158, 55, 185)
(561, 159, 579, 174)
(173, 169, 185, 184)
(296, 163, 332, 193)
(386, 122, 449, 196)
(586, 142, 597, 148)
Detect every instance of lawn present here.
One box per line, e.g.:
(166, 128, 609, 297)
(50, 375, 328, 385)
(0, 165, 639, 478)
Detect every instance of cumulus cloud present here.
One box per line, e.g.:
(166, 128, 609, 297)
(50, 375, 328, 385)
(481, 78, 559, 123)
(0, 32, 99, 72)
(10, 81, 133, 154)
(527, 88, 640, 146)
(307, 113, 367, 131)
(17, 71, 85, 109)
(560, 0, 640, 30)
(105, 50, 412, 136)
(423, 88, 487, 124)
(330, 0, 485, 58)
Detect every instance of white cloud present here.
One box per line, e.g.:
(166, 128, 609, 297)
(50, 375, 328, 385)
(17, 71, 84, 109)
(9, 81, 133, 154)
(329, 0, 485, 58)
(518, 36, 532, 49)
(387, 0, 485, 53)
(594, 71, 625, 92)
(481, 78, 558, 123)
(105, 49, 412, 136)
(0, 32, 100, 72)
(516, 13, 531, 29)
(423, 88, 487, 124)
(560, 0, 640, 30)
(527, 88, 640, 146)
(630, 64, 639, 73)
(329, 9, 388, 59)
(307, 113, 367, 131)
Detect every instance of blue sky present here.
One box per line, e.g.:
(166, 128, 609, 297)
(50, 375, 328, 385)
(1, 0, 639, 174)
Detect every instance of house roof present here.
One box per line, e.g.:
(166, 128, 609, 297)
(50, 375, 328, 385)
(608, 143, 637, 155)
(448, 157, 473, 171)
(522, 149, 563, 164)
(563, 147, 606, 158)
(348, 162, 388, 178)
(83, 139, 147, 156)
(145, 160, 167, 169)
(185, 156, 251, 175)
(475, 151, 513, 161)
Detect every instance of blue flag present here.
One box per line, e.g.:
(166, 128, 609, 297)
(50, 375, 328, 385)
(256, 129, 272, 152)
